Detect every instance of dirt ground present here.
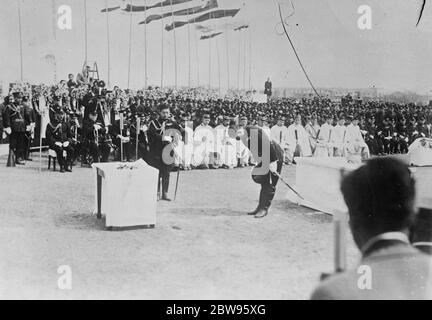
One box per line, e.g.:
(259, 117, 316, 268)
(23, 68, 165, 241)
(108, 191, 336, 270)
(0, 152, 363, 300)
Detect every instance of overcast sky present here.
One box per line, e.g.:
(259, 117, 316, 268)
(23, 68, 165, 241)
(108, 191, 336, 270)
(1, 0, 432, 92)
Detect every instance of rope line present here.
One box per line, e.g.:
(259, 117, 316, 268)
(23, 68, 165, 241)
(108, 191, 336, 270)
(278, 3, 320, 97)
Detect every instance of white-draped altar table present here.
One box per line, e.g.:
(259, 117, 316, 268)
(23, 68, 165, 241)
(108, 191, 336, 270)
(92, 159, 158, 229)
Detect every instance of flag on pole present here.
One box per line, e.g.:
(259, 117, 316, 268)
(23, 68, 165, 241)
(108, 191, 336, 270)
(200, 31, 222, 40)
(139, 0, 217, 25)
(102, 0, 195, 13)
(165, 8, 240, 31)
(197, 22, 249, 40)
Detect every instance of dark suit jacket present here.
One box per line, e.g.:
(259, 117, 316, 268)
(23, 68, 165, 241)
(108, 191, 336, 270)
(311, 244, 432, 300)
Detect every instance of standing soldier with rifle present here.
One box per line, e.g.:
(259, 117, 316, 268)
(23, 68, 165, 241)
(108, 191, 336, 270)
(3, 92, 31, 166)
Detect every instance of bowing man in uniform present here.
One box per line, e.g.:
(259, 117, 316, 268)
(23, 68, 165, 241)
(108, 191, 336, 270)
(146, 104, 183, 201)
(246, 126, 284, 219)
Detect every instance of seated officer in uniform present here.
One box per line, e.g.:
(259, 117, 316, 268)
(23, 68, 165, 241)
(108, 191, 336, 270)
(45, 108, 74, 173)
(311, 157, 432, 300)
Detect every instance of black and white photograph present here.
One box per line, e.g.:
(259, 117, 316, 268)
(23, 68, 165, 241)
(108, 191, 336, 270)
(1, 0, 432, 304)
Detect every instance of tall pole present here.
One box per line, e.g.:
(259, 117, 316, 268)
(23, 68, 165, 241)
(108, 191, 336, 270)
(225, 27, 230, 92)
(170, 0, 178, 88)
(237, 34, 241, 91)
(216, 37, 221, 97)
(17, 0, 23, 82)
(144, 0, 148, 90)
(186, 8, 191, 88)
(105, 0, 111, 87)
(208, 37, 211, 90)
(84, 0, 88, 64)
(249, 26, 252, 91)
(160, 2, 164, 89)
(52, 0, 57, 40)
(195, 29, 200, 87)
(243, 31, 246, 91)
(127, 0, 133, 89)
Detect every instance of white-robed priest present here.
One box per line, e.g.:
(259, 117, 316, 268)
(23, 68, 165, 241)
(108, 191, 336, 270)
(215, 116, 237, 169)
(286, 114, 312, 162)
(193, 113, 216, 169)
(331, 116, 347, 157)
(344, 115, 370, 160)
(314, 114, 334, 158)
(271, 116, 289, 164)
(236, 115, 251, 167)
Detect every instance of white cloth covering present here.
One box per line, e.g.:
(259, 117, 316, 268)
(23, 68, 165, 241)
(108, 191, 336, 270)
(92, 159, 158, 227)
(408, 138, 432, 166)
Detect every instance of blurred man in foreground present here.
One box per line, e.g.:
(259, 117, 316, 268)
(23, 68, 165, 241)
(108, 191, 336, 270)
(311, 157, 432, 300)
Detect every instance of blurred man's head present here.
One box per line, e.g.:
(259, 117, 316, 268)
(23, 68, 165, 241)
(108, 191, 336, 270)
(341, 158, 416, 250)
(68, 74, 74, 81)
(223, 116, 230, 127)
(159, 104, 170, 120)
(13, 92, 23, 104)
(54, 110, 64, 123)
(202, 114, 210, 126)
(352, 117, 359, 126)
(277, 117, 285, 126)
(239, 116, 248, 127)
(89, 111, 98, 122)
(294, 115, 302, 126)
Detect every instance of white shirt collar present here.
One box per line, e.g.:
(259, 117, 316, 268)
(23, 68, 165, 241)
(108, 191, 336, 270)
(361, 232, 410, 256)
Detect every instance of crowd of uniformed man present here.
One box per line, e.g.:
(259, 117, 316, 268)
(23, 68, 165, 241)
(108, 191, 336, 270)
(2, 76, 432, 174)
